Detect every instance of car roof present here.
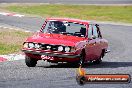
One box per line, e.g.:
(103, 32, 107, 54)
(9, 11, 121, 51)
(46, 18, 93, 25)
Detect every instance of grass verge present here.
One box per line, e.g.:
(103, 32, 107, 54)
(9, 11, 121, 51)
(0, 29, 32, 55)
(2, 4, 132, 23)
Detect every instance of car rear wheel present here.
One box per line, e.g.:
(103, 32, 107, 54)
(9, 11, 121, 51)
(93, 51, 103, 64)
(25, 56, 37, 67)
(93, 56, 102, 64)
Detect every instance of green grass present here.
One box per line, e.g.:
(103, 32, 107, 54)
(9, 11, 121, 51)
(0, 43, 20, 55)
(0, 29, 32, 54)
(4, 5, 132, 23)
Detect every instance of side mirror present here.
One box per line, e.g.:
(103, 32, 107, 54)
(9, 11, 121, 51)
(95, 24, 99, 27)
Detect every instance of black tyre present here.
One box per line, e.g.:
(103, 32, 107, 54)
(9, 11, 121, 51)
(25, 56, 37, 67)
(78, 52, 85, 67)
(93, 50, 105, 64)
(93, 53, 103, 64)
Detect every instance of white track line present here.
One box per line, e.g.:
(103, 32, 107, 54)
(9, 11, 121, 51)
(0, 12, 24, 17)
(13, 14, 25, 17)
(0, 54, 25, 62)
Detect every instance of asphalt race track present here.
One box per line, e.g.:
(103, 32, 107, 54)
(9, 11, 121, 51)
(0, 0, 132, 4)
(0, 13, 132, 87)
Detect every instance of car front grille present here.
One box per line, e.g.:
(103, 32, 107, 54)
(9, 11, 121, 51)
(40, 44, 59, 51)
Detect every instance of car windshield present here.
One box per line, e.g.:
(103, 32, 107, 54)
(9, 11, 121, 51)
(42, 21, 86, 37)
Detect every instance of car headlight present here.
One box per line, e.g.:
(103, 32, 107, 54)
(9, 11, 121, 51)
(58, 46, 63, 51)
(34, 43, 40, 49)
(65, 46, 70, 52)
(23, 43, 28, 48)
(28, 43, 34, 48)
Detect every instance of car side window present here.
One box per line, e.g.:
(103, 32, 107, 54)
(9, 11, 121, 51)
(96, 24, 102, 38)
(88, 25, 93, 38)
(93, 25, 99, 38)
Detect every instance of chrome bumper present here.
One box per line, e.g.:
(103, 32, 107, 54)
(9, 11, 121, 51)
(22, 50, 80, 58)
(105, 49, 110, 53)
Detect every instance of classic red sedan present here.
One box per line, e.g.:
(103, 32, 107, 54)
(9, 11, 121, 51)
(22, 18, 109, 67)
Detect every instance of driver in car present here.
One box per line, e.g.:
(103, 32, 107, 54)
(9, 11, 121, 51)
(50, 21, 66, 33)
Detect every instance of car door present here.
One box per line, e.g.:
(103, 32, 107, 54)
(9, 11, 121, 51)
(85, 24, 102, 61)
(92, 25, 102, 60)
(85, 24, 96, 61)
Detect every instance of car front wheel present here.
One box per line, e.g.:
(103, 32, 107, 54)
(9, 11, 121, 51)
(78, 52, 85, 67)
(25, 56, 37, 67)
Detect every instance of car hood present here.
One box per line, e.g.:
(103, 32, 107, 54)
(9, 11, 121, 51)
(26, 32, 86, 46)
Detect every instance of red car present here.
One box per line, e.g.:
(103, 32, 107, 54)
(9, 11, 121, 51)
(22, 18, 109, 67)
